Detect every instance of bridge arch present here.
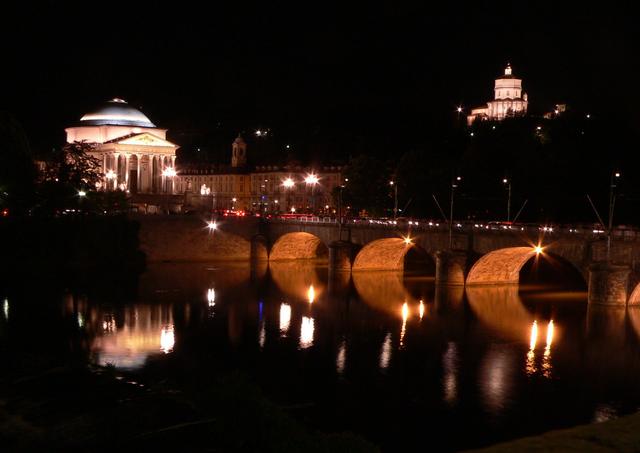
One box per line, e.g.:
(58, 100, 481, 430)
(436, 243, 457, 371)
(627, 283, 640, 306)
(352, 238, 434, 273)
(467, 246, 586, 286)
(269, 232, 328, 261)
(467, 247, 536, 285)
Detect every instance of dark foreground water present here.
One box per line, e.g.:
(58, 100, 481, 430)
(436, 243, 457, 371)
(3, 261, 640, 451)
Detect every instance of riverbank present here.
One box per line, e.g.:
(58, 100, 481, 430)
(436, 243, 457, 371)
(472, 412, 640, 452)
(0, 357, 376, 452)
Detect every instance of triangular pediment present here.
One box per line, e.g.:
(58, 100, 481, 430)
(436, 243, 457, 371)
(115, 132, 177, 148)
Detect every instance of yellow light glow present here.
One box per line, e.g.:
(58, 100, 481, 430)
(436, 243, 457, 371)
(207, 288, 216, 307)
(400, 302, 409, 348)
(282, 177, 295, 188)
(530, 320, 538, 350)
(545, 320, 554, 351)
(336, 340, 347, 374)
(307, 285, 315, 304)
(419, 300, 425, 320)
(304, 174, 319, 185)
(403, 236, 413, 245)
(162, 167, 177, 178)
(534, 245, 543, 255)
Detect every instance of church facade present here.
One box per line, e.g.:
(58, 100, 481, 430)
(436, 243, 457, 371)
(65, 98, 179, 193)
(467, 64, 528, 125)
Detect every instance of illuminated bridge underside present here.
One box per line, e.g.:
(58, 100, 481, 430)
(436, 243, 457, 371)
(466, 247, 536, 285)
(352, 238, 412, 271)
(269, 232, 326, 261)
(628, 284, 640, 306)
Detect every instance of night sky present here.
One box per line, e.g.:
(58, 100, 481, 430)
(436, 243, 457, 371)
(3, 2, 638, 159)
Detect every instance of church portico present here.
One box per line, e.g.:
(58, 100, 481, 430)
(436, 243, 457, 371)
(65, 99, 179, 194)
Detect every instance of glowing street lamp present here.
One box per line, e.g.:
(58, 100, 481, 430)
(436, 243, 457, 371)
(282, 177, 295, 211)
(304, 173, 319, 213)
(78, 190, 87, 197)
(534, 245, 543, 255)
(503, 177, 512, 223)
(390, 180, 398, 219)
(105, 169, 117, 190)
(207, 220, 217, 231)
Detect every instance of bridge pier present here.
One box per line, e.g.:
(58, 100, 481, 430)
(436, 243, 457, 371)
(250, 235, 269, 262)
(328, 240, 354, 273)
(435, 251, 467, 286)
(588, 263, 631, 306)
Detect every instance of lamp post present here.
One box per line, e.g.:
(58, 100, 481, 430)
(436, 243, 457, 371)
(162, 167, 177, 214)
(337, 178, 347, 240)
(449, 175, 462, 249)
(503, 178, 512, 223)
(105, 170, 117, 191)
(282, 177, 295, 213)
(607, 171, 621, 262)
(304, 173, 319, 214)
(390, 180, 398, 219)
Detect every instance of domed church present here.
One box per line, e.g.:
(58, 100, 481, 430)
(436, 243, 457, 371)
(65, 98, 179, 193)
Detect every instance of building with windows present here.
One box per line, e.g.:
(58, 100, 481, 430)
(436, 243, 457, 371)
(467, 64, 528, 125)
(176, 135, 343, 214)
(65, 98, 179, 193)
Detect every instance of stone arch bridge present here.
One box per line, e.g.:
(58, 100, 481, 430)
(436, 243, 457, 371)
(136, 216, 640, 306)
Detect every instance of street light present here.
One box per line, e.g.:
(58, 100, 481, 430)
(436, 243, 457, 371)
(282, 177, 295, 213)
(390, 180, 398, 219)
(304, 173, 319, 214)
(105, 170, 117, 190)
(162, 167, 177, 214)
(449, 175, 462, 249)
(78, 190, 86, 197)
(607, 170, 621, 261)
(503, 178, 512, 223)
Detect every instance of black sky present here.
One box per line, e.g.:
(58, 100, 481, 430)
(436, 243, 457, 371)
(2, 1, 638, 158)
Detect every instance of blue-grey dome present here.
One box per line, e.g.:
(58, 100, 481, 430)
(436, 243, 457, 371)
(79, 98, 155, 127)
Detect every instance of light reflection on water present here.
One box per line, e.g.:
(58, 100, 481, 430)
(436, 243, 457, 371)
(20, 262, 640, 451)
(299, 316, 315, 349)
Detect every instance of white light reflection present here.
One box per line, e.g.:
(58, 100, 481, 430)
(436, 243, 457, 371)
(299, 316, 315, 349)
(400, 302, 409, 348)
(419, 300, 425, 320)
(160, 325, 175, 354)
(542, 320, 554, 378)
(481, 344, 514, 416)
(279, 303, 291, 336)
(259, 320, 266, 349)
(336, 340, 347, 375)
(3, 298, 8, 320)
(379, 332, 392, 370)
(207, 288, 216, 307)
(77, 313, 85, 328)
(443, 342, 458, 405)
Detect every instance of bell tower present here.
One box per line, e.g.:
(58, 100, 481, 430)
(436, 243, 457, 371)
(231, 134, 247, 167)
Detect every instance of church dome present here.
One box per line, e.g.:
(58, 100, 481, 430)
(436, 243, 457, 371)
(79, 98, 156, 127)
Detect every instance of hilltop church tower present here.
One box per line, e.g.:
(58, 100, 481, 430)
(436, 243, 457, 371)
(467, 64, 528, 125)
(231, 134, 247, 167)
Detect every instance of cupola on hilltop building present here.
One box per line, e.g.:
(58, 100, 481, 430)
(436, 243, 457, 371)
(467, 64, 528, 125)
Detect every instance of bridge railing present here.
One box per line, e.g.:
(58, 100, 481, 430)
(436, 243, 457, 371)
(268, 216, 640, 240)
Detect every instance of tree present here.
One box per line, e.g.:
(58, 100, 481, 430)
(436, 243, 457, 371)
(45, 141, 102, 189)
(339, 154, 391, 216)
(0, 112, 36, 213)
(34, 141, 103, 215)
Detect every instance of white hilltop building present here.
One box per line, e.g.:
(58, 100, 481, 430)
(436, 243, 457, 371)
(65, 98, 179, 193)
(467, 64, 528, 125)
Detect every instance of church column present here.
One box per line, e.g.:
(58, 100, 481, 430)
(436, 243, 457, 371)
(114, 153, 121, 190)
(124, 154, 131, 190)
(136, 153, 142, 193)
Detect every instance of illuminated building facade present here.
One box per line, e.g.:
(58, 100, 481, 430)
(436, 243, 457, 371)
(176, 135, 342, 214)
(65, 98, 179, 193)
(467, 64, 528, 125)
